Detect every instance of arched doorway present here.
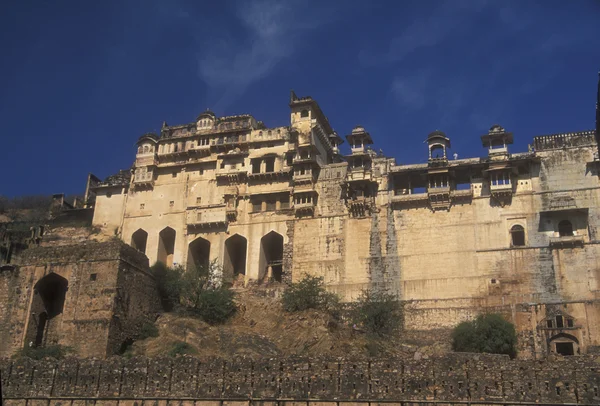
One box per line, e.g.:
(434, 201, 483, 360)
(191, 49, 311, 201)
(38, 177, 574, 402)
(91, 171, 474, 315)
(224, 234, 247, 281)
(549, 332, 579, 356)
(28, 273, 68, 347)
(131, 229, 148, 254)
(157, 227, 176, 267)
(187, 236, 210, 271)
(259, 231, 284, 282)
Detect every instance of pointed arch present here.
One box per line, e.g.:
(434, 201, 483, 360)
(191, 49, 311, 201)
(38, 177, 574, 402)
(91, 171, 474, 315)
(157, 227, 176, 267)
(27, 273, 68, 347)
(259, 231, 284, 282)
(224, 234, 247, 281)
(131, 229, 148, 254)
(187, 236, 210, 271)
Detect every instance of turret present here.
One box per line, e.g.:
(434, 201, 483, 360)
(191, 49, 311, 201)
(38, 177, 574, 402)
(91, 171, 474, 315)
(481, 124, 513, 159)
(427, 130, 450, 161)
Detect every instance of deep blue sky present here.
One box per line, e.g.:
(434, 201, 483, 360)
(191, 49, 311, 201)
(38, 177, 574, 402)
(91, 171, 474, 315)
(1, 0, 599, 197)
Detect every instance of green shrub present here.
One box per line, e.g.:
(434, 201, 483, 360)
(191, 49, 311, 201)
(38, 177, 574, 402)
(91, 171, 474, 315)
(138, 321, 159, 339)
(452, 313, 517, 358)
(15, 345, 72, 360)
(168, 341, 197, 357)
(151, 262, 184, 311)
(351, 289, 403, 337)
(282, 274, 340, 314)
(192, 288, 236, 324)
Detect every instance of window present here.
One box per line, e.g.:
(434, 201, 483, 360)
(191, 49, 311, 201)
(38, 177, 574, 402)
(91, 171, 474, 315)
(300, 109, 309, 118)
(556, 315, 564, 328)
(143, 145, 149, 153)
(252, 200, 262, 212)
(266, 199, 276, 211)
(251, 159, 261, 174)
(265, 157, 275, 173)
(138, 146, 143, 154)
(280, 195, 290, 209)
(510, 225, 525, 247)
(547, 319, 554, 328)
(140, 203, 145, 210)
(90, 273, 97, 281)
(558, 220, 573, 237)
(172, 172, 177, 178)
(199, 169, 204, 175)
(169, 201, 174, 208)
(196, 197, 201, 205)
(567, 318, 574, 328)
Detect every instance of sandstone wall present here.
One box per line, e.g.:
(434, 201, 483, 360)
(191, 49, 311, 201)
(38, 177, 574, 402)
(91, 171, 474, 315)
(1, 355, 599, 405)
(0, 241, 161, 359)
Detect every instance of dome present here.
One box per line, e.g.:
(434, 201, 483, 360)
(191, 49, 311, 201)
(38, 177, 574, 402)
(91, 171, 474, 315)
(196, 109, 216, 121)
(352, 125, 365, 134)
(489, 124, 504, 132)
(427, 130, 447, 140)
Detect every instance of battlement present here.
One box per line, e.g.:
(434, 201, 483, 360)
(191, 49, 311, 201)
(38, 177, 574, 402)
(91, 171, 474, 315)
(533, 130, 596, 151)
(1, 354, 599, 404)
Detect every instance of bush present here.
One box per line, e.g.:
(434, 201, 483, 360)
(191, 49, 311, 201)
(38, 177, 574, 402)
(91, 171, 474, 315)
(150, 262, 184, 311)
(452, 313, 517, 358)
(151, 261, 236, 324)
(15, 345, 72, 360)
(282, 274, 340, 314)
(168, 341, 197, 357)
(138, 321, 159, 339)
(193, 288, 237, 324)
(351, 289, 402, 337)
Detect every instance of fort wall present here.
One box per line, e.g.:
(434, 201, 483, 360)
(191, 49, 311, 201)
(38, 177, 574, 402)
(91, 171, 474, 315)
(0, 241, 161, 359)
(1, 355, 599, 405)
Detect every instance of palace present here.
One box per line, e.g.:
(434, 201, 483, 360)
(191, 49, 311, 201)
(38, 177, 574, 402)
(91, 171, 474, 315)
(82, 90, 600, 358)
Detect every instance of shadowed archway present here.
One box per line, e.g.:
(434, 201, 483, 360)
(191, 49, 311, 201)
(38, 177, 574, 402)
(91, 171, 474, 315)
(157, 227, 176, 267)
(187, 236, 210, 271)
(259, 231, 284, 282)
(131, 229, 148, 254)
(224, 234, 247, 282)
(27, 273, 68, 347)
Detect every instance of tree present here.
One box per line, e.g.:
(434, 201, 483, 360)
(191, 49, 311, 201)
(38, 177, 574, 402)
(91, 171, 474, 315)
(452, 313, 517, 358)
(151, 260, 236, 324)
(351, 289, 403, 337)
(281, 274, 340, 314)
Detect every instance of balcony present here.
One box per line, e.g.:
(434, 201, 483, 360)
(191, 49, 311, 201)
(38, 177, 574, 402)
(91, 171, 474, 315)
(226, 205, 237, 221)
(347, 196, 373, 217)
(294, 201, 315, 216)
(391, 192, 428, 204)
(132, 172, 154, 188)
(549, 235, 585, 248)
(215, 167, 247, 183)
(451, 188, 474, 200)
(347, 167, 373, 182)
(248, 169, 291, 182)
(490, 183, 513, 195)
(187, 207, 227, 229)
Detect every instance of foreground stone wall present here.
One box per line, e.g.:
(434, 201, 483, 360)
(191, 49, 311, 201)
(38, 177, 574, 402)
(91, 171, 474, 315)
(1, 355, 599, 405)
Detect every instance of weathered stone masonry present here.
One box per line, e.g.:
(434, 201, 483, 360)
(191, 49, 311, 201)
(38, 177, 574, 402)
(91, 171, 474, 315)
(1, 355, 599, 405)
(0, 241, 161, 359)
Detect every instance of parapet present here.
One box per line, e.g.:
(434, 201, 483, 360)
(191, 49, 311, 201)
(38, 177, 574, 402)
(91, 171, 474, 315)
(1, 354, 598, 404)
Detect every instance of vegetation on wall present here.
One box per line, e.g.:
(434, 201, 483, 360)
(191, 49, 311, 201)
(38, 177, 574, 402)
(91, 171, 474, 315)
(350, 289, 403, 337)
(451, 313, 517, 358)
(150, 260, 236, 325)
(281, 274, 340, 315)
(15, 345, 72, 360)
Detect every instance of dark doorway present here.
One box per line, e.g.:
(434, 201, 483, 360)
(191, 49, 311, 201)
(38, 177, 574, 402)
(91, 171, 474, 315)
(259, 231, 284, 282)
(224, 234, 247, 281)
(187, 236, 210, 271)
(29, 273, 68, 347)
(558, 220, 574, 237)
(131, 229, 148, 254)
(510, 225, 525, 246)
(157, 227, 176, 267)
(556, 342, 574, 356)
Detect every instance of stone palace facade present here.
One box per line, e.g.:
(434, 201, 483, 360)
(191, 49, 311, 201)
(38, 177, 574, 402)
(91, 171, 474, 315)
(87, 91, 600, 358)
